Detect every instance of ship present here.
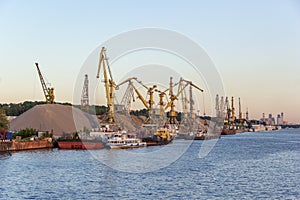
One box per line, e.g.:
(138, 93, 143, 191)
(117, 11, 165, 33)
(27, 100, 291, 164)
(142, 128, 173, 146)
(57, 139, 104, 150)
(56, 132, 104, 150)
(221, 129, 236, 135)
(177, 130, 220, 140)
(106, 131, 147, 149)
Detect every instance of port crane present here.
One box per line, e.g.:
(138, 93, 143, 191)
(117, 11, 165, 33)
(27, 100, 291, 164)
(215, 94, 220, 118)
(238, 97, 242, 124)
(164, 77, 203, 124)
(96, 47, 116, 123)
(115, 77, 138, 113)
(81, 74, 89, 112)
(115, 77, 158, 116)
(35, 63, 54, 104)
(220, 96, 225, 118)
(231, 96, 235, 123)
(154, 88, 170, 119)
(180, 78, 204, 119)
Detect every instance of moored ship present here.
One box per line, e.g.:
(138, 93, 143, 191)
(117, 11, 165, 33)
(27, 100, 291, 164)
(106, 132, 147, 149)
(57, 139, 104, 150)
(221, 129, 236, 135)
(56, 132, 104, 150)
(142, 128, 173, 146)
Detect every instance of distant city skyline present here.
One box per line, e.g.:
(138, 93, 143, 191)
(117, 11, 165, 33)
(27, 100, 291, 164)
(0, 1, 299, 123)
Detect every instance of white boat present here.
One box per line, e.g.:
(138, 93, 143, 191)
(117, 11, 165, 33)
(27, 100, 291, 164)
(106, 131, 147, 149)
(251, 124, 266, 132)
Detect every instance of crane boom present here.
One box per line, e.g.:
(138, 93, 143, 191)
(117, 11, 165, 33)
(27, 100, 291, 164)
(130, 82, 150, 109)
(115, 77, 137, 90)
(35, 63, 54, 104)
(180, 78, 204, 92)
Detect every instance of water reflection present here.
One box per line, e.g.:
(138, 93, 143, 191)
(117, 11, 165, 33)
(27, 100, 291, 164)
(0, 151, 12, 160)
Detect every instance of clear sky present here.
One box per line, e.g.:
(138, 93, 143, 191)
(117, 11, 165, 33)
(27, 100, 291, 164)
(0, 0, 299, 123)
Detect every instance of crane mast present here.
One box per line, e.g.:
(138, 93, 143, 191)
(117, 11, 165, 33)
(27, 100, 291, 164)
(238, 97, 242, 123)
(220, 96, 225, 118)
(231, 96, 235, 123)
(155, 89, 169, 119)
(215, 94, 220, 118)
(166, 77, 183, 124)
(35, 63, 54, 104)
(81, 74, 89, 112)
(96, 47, 116, 123)
(225, 97, 231, 123)
(189, 85, 194, 119)
(180, 78, 204, 120)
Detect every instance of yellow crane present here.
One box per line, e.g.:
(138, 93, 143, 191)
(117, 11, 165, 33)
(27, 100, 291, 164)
(116, 77, 157, 111)
(96, 47, 116, 123)
(180, 78, 204, 119)
(164, 77, 189, 124)
(115, 77, 138, 113)
(35, 63, 54, 104)
(164, 77, 204, 124)
(154, 88, 170, 118)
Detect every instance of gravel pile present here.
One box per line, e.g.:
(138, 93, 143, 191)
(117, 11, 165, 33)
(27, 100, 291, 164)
(10, 104, 98, 136)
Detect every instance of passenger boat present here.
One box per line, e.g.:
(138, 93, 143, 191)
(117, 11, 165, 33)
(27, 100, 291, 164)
(106, 132, 147, 149)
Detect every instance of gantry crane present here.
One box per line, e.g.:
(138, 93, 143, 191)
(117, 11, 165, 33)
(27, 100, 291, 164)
(35, 63, 54, 104)
(96, 47, 116, 123)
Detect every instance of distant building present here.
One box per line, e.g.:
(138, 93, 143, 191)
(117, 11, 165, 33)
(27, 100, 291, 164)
(276, 112, 284, 125)
(261, 113, 275, 125)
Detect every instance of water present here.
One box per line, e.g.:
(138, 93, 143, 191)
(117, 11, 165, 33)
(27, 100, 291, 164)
(0, 129, 299, 199)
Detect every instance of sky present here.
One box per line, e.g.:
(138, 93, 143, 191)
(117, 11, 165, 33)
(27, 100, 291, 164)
(0, 0, 299, 123)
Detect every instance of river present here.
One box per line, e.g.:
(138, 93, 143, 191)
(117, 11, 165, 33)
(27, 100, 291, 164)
(0, 129, 299, 199)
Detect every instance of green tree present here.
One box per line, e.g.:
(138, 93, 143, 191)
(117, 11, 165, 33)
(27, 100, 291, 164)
(0, 109, 9, 130)
(13, 128, 37, 139)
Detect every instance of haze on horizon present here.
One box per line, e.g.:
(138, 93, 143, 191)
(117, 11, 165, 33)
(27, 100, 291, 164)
(0, 0, 299, 123)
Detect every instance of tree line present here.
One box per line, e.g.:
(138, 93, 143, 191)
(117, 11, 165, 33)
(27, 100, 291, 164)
(0, 101, 108, 116)
(0, 101, 73, 116)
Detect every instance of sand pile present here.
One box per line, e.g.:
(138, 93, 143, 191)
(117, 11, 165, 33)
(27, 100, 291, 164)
(10, 104, 99, 136)
(114, 113, 139, 132)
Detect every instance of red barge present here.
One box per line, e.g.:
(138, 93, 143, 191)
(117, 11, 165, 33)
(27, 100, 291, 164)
(57, 140, 104, 150)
